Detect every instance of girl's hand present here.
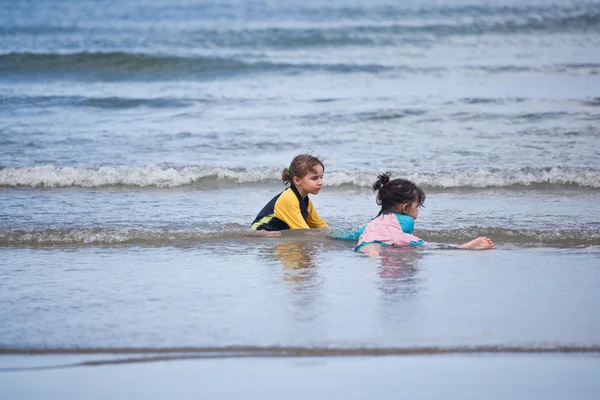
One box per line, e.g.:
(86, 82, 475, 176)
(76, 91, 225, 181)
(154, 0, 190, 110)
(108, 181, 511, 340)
(457, 237, 494, 250)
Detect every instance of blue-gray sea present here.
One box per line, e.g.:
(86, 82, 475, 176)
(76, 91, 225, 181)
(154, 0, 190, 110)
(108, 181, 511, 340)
(1, 0, 599, 397)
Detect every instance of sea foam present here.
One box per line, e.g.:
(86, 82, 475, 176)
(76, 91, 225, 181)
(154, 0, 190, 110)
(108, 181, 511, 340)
(0, 165, 598, 189)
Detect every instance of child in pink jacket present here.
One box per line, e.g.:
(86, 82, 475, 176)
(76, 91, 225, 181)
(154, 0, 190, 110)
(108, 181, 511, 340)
(356, 173, 493, 256)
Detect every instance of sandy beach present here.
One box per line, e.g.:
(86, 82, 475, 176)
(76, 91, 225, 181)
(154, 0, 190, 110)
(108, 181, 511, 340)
(2, 353, 600, 399)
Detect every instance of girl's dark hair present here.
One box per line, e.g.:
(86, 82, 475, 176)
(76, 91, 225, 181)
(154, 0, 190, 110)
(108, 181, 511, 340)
(281, 154, 325, 185)
(372, 172, 425, 216)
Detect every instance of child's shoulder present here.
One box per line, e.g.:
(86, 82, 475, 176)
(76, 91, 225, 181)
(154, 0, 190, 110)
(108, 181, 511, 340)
(392, 213, 415, 234)
(275, 186, 300, 206)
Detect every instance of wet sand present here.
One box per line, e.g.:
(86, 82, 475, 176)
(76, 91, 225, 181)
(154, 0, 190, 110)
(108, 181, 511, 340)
(1, 353, 599, 399)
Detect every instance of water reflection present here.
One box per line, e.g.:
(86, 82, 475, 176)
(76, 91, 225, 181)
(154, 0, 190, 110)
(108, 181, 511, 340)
(376, 247, 423, 301)
(264, 239, 326, 324)
(270, 240, 318, 284)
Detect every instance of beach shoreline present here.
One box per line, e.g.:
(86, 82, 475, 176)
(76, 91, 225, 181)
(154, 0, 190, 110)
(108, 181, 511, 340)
(2, 353, 599, 399)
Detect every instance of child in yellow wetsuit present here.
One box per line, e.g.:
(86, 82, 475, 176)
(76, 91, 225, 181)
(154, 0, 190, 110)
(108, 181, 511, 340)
(250, 154, 328, 231)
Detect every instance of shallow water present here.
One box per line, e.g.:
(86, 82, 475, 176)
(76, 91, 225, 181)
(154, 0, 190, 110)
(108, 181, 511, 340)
(1, 243, 599, 349)
(1, 186, 598, 247)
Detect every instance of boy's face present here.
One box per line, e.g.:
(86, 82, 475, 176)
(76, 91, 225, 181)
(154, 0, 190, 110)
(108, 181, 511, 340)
(293, 165, 324, 197)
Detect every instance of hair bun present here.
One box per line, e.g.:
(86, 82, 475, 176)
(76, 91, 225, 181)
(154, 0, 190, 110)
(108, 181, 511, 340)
(372, 172, 391, 192)
(378, 172, 391, 186)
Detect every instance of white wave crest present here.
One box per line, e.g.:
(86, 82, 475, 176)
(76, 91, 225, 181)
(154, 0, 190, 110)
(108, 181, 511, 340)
(325, 167, 600, 188)
(0, 165, 281, 188)
(0, 165, 598, 188)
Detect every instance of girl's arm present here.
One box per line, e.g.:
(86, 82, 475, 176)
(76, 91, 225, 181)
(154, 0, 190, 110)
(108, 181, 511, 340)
(305, 200, 328, 228)
(357, 243, 382, 257)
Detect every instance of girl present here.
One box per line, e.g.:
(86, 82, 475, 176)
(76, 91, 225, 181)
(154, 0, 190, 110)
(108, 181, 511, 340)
(250, 154, 328, 231)
(356, 172, 493, 256)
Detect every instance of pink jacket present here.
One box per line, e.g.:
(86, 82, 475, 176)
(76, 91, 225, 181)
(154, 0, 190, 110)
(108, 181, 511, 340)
(355, 213, 423, 250)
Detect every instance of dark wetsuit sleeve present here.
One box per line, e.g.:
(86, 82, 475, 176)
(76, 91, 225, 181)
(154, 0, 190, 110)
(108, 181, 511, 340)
(273, 189, 310, 229)
(306, 199, 327, 228)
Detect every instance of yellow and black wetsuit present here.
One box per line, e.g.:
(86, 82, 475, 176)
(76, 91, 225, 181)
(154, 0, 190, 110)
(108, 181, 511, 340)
(250, 185, 327, 231)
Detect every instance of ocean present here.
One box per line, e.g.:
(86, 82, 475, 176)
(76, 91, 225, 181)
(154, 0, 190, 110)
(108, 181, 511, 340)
(1, 0, 599, 398)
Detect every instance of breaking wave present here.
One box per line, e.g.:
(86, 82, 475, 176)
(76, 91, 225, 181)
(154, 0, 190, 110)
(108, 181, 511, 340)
(1, 165, 598, 189)
(1, 226, 597, 248)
